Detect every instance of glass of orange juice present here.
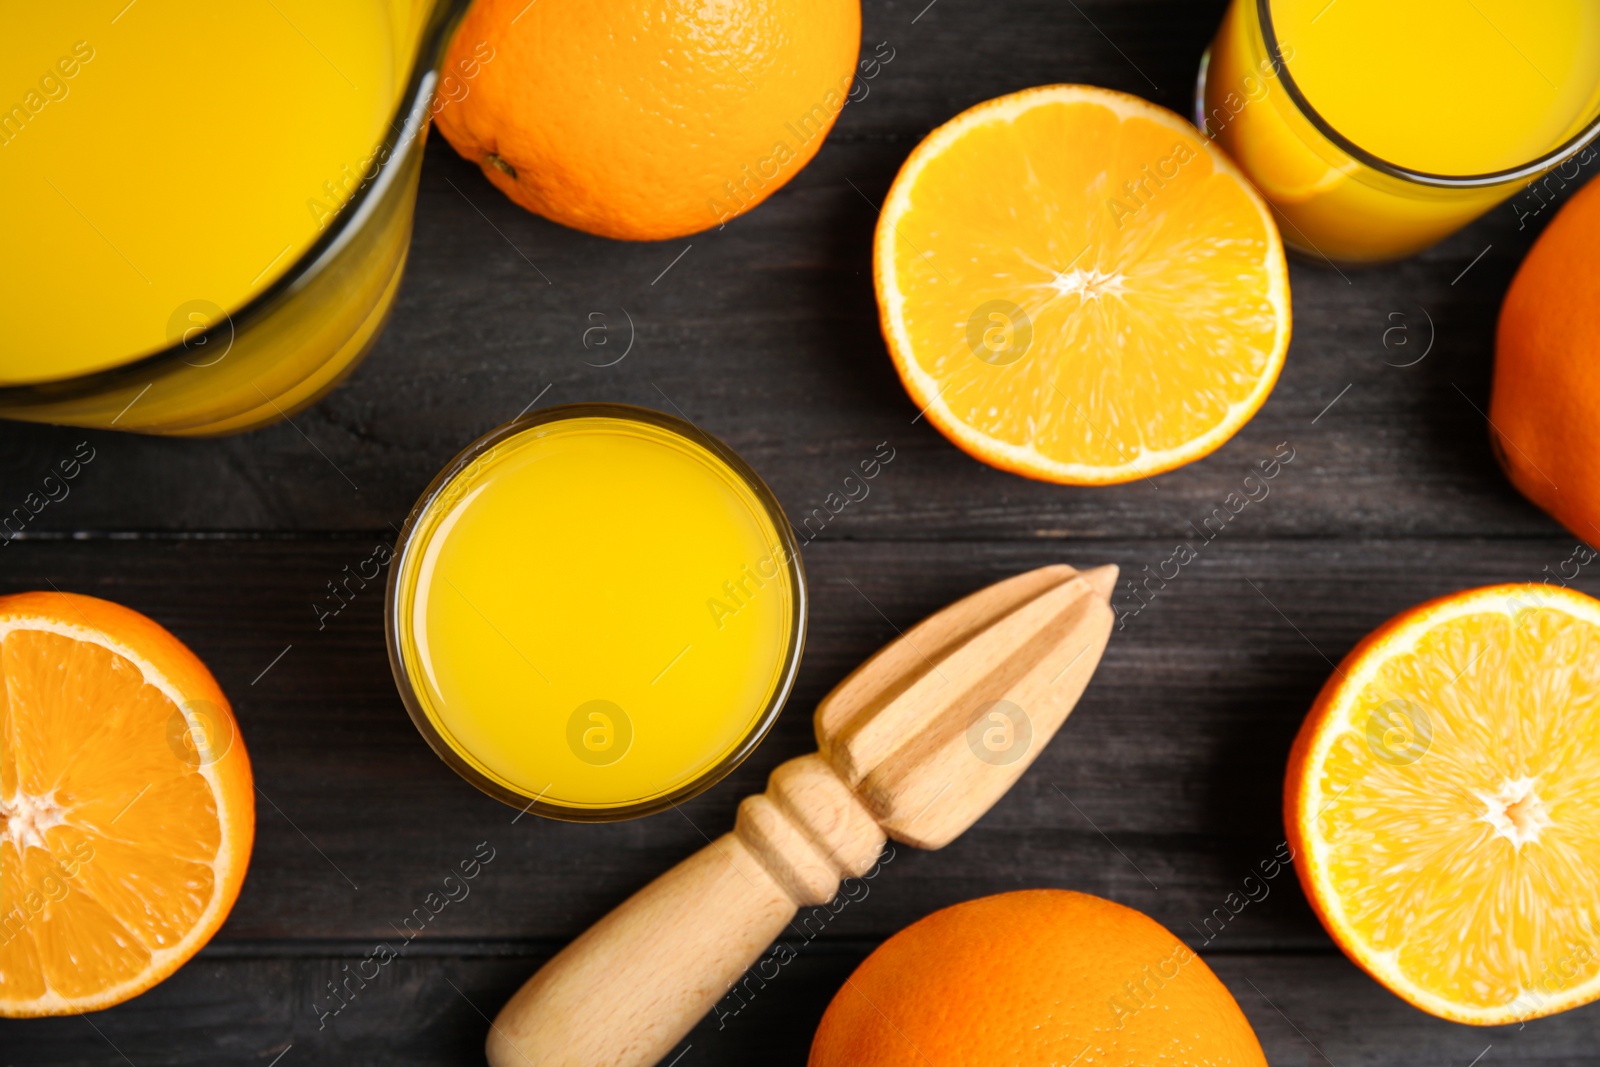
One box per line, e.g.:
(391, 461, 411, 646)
(385, 404, 808, 821)
(1198, 0, 1600, 264)
(0, 0, 471, 434)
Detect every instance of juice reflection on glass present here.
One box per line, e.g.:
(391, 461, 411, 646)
(386, 406, 807, 821)
(1200, 0, 1600, 263)
(0, 0, 466, 434)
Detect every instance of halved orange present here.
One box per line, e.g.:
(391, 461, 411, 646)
(874, 85, 1290, 484)
(0, 591, 253, 1016)
(1287, 583, 1600, 1025)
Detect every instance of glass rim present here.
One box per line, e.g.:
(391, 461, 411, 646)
(0, 0, 471, 404)
(383, 402, 810, 823)
(1256, 0, 1600, 189)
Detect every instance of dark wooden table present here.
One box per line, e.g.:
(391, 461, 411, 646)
(5, 1, 1597, 1063)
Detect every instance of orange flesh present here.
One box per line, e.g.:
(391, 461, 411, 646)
(876, 85, 1289, 484)
(0, 603, 248, 1016)
(1291, 585, 1600, 1023)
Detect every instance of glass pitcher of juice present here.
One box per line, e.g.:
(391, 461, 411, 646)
(1199, 0, 1600, 264)
(0, 0, 470, 434)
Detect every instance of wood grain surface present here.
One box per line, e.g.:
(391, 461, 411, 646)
(4, 0, 1598, 1063)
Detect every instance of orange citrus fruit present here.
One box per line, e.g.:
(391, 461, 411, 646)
(874, 85, 1290, 484)
(1286, 583, 1600, 1025)
(808, 889, 1267, 1066)
(434, 0, 861, 241)
(1490, 173, 1600, 543)
(0, 591, 253, 1016)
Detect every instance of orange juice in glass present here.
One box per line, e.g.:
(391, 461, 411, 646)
(0, 0, 469, 434)
(1199, 0, 1600, 264)
(386, 405, 807, 820)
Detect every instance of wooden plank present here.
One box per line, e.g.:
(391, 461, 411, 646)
(0, 0, 1585, 542)
(1, 947, 1595, 1065)
(1, 535, 1594, 952)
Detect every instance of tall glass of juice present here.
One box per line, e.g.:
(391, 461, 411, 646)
(0, 0, 470, 434)
(386, 405, 808, 821)
(1199, 0, 1600, 263)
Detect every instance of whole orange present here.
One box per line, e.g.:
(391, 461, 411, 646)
(808, 890, 1267, 1067)
(433, 0, 861, 241)
(1490, 173, 1600, 540)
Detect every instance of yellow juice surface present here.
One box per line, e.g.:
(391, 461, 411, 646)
(0, 1, 400, 384)
(393, 416, 800, 813)
(1273, 0, 1600, 175)
(1204, 0, 1600, 261)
